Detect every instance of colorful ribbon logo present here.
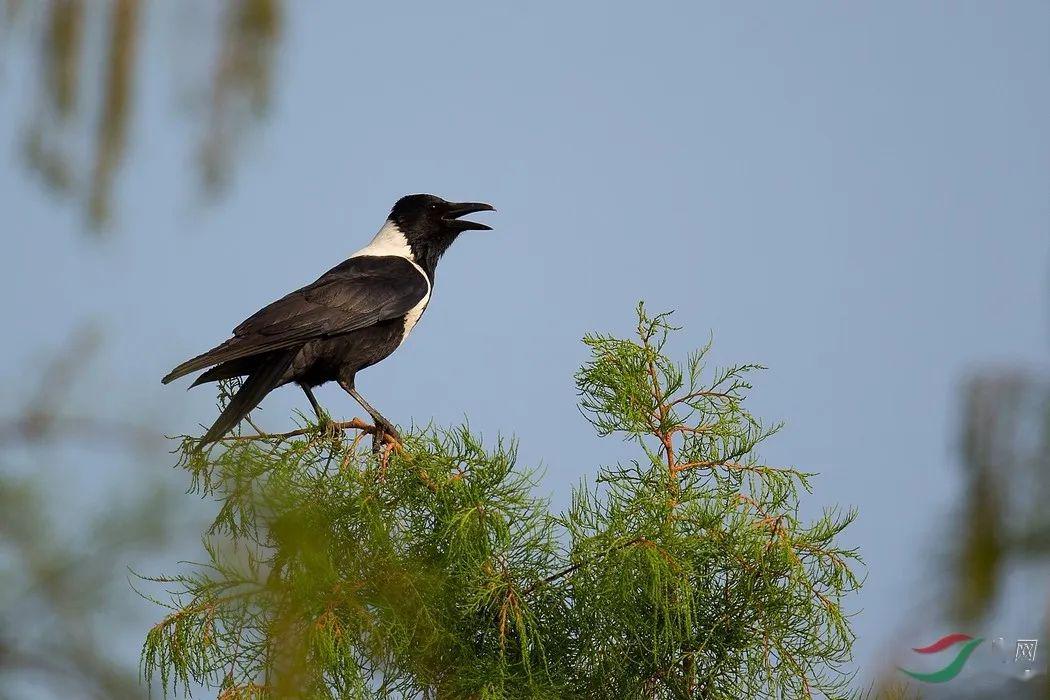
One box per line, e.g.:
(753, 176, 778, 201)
(899, 634, 984, 683)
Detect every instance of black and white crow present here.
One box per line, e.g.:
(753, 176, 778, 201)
(162, 194, 495, 448)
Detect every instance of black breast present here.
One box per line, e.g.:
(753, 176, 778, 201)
(285, 317, 406, 388)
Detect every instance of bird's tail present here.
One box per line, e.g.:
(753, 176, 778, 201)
(197, 350, 296, 448)
(190, 355, 265, 387)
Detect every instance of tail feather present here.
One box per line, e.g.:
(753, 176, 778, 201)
(197, 350, 296, 448)
(163, 337, 302, 385)
(189, 356, 264, 388)
(163, 341, 237, 384)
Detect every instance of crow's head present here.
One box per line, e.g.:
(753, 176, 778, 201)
(386, 194, 495, 273)
(390, 193, 493, 236)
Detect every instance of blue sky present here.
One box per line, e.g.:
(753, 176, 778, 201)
(3, 1, 1048, 687)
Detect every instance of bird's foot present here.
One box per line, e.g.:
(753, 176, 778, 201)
(315, 415, 339, 439)
(373, 426, 403, 477)
(370, 417, 401, 455)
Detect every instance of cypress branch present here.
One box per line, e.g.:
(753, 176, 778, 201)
(141, 303, 863, 699)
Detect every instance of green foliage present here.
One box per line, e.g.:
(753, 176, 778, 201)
(142, 304, 862, 699)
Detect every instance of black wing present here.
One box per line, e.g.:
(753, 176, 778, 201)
(162, 255, 428, 384)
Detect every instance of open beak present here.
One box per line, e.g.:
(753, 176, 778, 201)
(444, 201, 495, 231)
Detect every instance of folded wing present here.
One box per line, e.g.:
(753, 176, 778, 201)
(162, 255, 428, 384)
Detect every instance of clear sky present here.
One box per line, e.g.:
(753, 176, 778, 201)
(3, 1, 1048, 687)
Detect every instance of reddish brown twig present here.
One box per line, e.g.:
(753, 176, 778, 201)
(218, 418, 401, 449)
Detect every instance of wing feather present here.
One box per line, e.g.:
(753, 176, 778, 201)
(162, 256, 428, 384)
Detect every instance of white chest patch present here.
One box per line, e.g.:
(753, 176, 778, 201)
(350, 220, 431, 347)
(400, 295, 429, 345)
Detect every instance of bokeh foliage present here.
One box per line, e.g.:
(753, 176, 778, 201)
(0, 329, 195, 700)
(5, 0, 282, 230)
(142, 305, 862, 698)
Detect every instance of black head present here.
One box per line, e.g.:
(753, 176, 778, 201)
(387, 194, 495, 275)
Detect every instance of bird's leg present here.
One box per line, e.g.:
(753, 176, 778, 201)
(300, 384, 333, 432)
(337, 380, 400, 452)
